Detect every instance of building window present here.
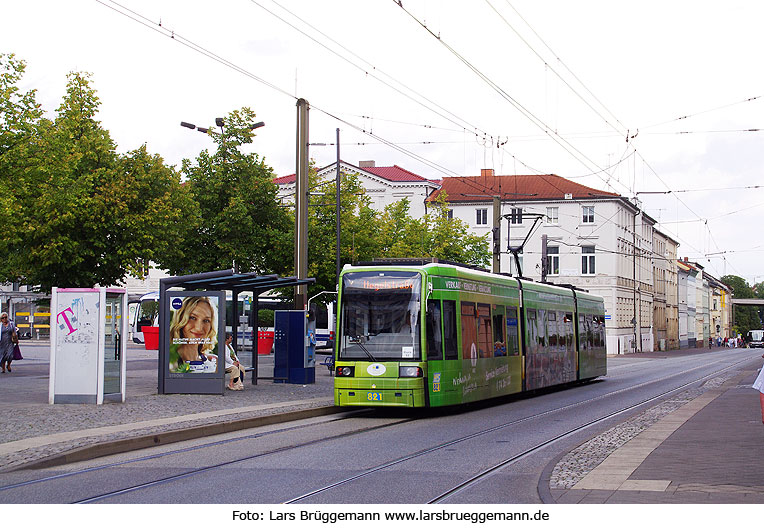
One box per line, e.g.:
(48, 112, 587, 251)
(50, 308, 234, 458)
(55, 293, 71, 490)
(447, 209, 453, 219)
(582, 206, 595, 224)
(509, 207, 523, 225)
(547, 246, 559, 275)
(546, 207, 558, 224)
(476, 208, 488, 225)
(582, 246, 595, 275)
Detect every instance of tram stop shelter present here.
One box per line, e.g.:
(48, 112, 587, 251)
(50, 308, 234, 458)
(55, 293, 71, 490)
(157, 269, 314, 394)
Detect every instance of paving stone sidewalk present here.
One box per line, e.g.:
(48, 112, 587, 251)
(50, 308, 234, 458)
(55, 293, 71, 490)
(0, 342, 336, 472)
(542, 360, 764, 504)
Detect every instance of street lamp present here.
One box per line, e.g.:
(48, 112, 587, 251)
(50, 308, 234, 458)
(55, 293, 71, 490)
(180, 119, 265, 135)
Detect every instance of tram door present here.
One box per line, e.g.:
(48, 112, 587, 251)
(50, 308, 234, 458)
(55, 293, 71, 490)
(103, 293, 123, 396)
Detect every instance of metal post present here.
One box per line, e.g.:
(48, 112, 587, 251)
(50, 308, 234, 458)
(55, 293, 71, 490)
(250, 291, 260, 385)
(633, 201, 638, 351)
(541, 234, 548, 283)
(295, 98, 310, 310)
(492, 196, 501, 274)
(336, 128, 341, 289)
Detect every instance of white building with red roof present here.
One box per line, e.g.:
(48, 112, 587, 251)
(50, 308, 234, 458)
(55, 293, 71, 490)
(275, 160, 440, 218)
(429, 169, 661, 355)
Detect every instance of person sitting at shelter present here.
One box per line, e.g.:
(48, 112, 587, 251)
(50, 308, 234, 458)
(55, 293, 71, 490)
(225, 333, 245, 391)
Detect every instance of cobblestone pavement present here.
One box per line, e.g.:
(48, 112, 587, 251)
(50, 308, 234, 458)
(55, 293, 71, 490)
(0, 342, 336, 472)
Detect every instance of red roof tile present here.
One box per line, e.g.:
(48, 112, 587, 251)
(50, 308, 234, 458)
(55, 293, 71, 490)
(427, 174, 620, 202)
(362, 165, 430, 182)
(274, 174, 295, 185)
(275, 162, 433, 185)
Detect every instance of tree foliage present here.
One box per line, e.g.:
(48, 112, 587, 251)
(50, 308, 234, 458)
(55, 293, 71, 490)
(0, 57, 191, 290)
(164, 108, 292, 277)
(721, 275, 763, 336)
(303, 173, 490, 297)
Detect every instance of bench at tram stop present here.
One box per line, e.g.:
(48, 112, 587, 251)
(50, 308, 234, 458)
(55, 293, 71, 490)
(319, 354, 334, 374)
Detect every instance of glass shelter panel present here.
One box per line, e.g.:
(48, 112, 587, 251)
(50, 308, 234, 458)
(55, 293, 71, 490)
(103, 293, 123, 395)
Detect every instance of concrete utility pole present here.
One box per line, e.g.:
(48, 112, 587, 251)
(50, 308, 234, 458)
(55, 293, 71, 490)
(295, 98, 310, 310)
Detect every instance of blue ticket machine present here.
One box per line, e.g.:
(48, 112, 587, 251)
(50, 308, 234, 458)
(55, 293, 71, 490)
(274, 310, 316, 384)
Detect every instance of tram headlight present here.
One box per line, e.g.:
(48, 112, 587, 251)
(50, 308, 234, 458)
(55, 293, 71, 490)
(399, 366, 422, 378)
(335, 366, 354, 377)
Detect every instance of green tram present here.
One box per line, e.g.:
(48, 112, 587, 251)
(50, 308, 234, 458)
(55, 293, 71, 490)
(334, 261, 607, 407)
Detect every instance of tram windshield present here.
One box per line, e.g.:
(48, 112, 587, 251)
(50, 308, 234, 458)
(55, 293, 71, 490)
(339, 271, 421, 361)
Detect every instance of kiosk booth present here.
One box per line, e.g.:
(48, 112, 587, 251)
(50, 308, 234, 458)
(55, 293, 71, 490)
(49, 287, 128, 404)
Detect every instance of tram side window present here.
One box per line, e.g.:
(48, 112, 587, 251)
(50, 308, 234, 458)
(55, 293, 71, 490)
(426, 300, 443, 360)
(443, 300, 458, 360)
(578, 315, 587, 351)
(564, 313, 574, 351)
(548, 310, 558, 348)
(586, 315, 594, 349)
(537, 309, 547, 348)
(526, 309, 538, 354)
(477, 303, 493, 358)
(492, 305, 506, 357)
(506, 307, 519, 356)
(594, 315, 605, 347)
(461, 302, 477, 361)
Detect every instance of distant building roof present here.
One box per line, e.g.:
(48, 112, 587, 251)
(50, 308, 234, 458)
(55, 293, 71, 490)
(427, 172, 620, 203)
(358, 164, 431, 183)
(274, 173, 296, 185)
(275, 161, 435, 186)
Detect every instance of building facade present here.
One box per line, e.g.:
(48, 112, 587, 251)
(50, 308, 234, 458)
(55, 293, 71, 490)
(275, 160, 439, 218)
(427, 171, 660, 355)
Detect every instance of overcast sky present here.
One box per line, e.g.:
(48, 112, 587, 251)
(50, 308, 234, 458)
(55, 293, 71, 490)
(4, 0, 763, 284)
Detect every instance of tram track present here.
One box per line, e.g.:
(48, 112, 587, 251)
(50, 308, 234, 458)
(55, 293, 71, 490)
(0, 351, 755, 504)
(286, 353, 757, 504)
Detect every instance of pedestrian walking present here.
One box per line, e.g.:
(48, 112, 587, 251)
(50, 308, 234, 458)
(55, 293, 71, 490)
(752, 352, 764, 424)
(0, 312, 17, 373)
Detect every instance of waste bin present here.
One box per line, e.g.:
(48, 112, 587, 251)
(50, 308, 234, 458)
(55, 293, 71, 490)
(143, 326, 159, 350)
(257, 330, 274, 355)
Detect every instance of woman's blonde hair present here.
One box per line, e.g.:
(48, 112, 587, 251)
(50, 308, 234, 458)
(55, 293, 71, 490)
(169, 296, 217, 350)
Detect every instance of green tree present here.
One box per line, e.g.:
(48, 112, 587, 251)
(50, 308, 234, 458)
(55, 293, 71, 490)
(375, 193, 490, 267)
(0, 54, 45, 280)
(0, 63, 192, 290)
(303, 168, 379, 297)
(721, 275, 762, 336)
(302, 177, 490, 297)
(167, 108, 292, 276)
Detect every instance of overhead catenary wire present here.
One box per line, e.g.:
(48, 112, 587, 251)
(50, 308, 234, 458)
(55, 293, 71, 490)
(99, 0, 745, 278)
(96, 0, 463, 178)
(485, 0, 627, 138)
(642, 94, 763, 130)
(393, 0, 632, 199)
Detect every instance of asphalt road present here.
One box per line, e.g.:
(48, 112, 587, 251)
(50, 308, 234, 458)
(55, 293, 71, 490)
(0, 347, 758, 504)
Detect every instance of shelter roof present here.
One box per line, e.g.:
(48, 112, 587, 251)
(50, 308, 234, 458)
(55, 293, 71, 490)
(160, 269, 314, 293)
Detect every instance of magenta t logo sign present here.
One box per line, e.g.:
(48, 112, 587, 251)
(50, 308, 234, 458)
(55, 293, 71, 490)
(57, 308, 78, 335)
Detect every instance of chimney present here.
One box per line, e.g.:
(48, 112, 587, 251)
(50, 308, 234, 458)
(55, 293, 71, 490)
(480, 169, 494, 178)
(359, 160, 375, 168)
